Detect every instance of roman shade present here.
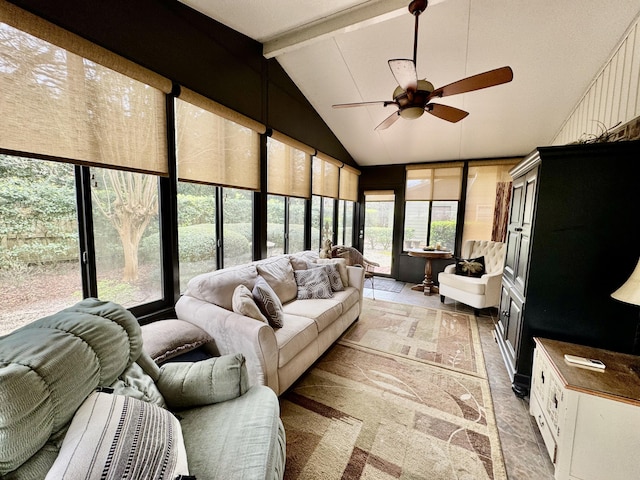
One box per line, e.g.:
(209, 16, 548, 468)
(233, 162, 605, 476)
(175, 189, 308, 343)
(312, 153, 341, 199)
(0, 1, 170, 175)
(267, 131, 313, 198)
(176, 88, 265, 190)
(405, 163, 463, 201)
(338, 165, 360, 202)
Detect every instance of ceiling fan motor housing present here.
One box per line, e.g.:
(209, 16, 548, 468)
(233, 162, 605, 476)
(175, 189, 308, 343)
(393, 79, 434, 119)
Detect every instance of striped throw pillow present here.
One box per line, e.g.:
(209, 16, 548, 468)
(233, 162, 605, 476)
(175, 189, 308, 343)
(45, 391, 190, 480)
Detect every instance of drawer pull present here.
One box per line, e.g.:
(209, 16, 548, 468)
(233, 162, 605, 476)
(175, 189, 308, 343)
(553, 394, 558, 409)
(538, 414, 545, 428)
(541, 371, 545, 384)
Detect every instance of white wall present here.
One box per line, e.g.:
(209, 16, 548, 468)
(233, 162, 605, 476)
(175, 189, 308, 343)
(552, 13, 640, 145)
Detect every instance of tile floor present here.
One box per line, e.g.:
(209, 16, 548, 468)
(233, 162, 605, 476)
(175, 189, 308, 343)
(363, 279, 555, 480)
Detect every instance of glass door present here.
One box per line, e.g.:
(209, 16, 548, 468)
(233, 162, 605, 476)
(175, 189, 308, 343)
(363, 191, 395, 275)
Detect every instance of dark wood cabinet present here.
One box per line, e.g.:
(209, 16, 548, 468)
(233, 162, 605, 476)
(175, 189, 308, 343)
(495, 140, 640, 393)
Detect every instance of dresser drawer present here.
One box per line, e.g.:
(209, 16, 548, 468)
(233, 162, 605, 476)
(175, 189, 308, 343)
(530, 394, 557, 464)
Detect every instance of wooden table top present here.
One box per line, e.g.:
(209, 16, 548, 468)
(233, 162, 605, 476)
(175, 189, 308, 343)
(407, 248, 453, 259)
(535, 337, 640, 407)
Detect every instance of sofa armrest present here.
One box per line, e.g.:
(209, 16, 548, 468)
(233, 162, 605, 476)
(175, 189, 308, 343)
(347, 265, 366, 314)
(481, 271, 504, 306)
(157, 353, 250, 409)
(444, 264, 456, 274)
(175, 295, 279, 393)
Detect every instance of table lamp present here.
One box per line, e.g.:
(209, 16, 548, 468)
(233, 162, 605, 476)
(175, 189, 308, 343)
(611, 258, 640, 354)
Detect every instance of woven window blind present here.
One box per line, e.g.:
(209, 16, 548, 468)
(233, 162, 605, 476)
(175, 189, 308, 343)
(405, 163, 463, 201)
(338, 165, 360, 202)
(175, 88, 264, 190)
(267, 132, 312, 198)
(0, 2, 170, 175)
(312, 153, 341, 199)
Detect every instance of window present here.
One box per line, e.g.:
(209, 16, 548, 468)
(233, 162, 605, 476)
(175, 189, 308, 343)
(176, 181, 216, 292)
(0, 155, 81, 335)
(363, 191, 395, 274)
(462, 161, 518, 245)
(91, 167, 162, 307)
(311, 196, 322, 251)
(337, 200, 355, 246)
(288, 197, 306, 253)
(404, 164, 462, 251)
(222, 188, 253, 267)
(322, 197, 335, 246)
(267, 194, 285, 257)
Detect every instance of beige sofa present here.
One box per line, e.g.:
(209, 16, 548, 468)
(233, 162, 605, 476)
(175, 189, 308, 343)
(175, 251, 365, 395)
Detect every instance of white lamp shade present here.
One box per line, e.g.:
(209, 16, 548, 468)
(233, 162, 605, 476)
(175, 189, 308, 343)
(612, 258, 640, 306)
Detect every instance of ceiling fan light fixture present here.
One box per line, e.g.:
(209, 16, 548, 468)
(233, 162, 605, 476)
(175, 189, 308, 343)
(400, 106, 425, 119)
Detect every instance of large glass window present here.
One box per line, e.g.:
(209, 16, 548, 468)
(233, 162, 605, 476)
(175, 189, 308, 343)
(311, 196, 322, 251)
(0, 155, 81, 335)
(91, 167, 162, 307)
(176, 181, 216, 292)
(462, 161, 517, 245)
(289, 197, 306, 253)
(322, 197, 335, 247)
(222, 188, 253, 267)
(267, 194, 285, 257)
(404, 164, 462, 252)
(337, 200, 355, 246)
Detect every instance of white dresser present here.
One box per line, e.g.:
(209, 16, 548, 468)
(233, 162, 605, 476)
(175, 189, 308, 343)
(531, 337, 640, 480)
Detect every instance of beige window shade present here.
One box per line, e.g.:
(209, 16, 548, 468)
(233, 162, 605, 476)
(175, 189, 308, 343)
(312, 155, 340, 198)
(365, 190, 395, 202)
(267, 135, 311, 198)
(178, 88, 265, 134)
(175, 97, 260, 190)
(0, 17, 168, 175)
(405, 165, 463, 201)
(339, 165, 360, 202)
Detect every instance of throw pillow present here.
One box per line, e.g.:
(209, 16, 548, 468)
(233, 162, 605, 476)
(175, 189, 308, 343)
(314, 258, 349, 287)
(45, 391, 189, 480)
(252, 276, 284, 328)
(158, 353, 249, 409)
(294, 268, 334, 299)
(454, 256, 486, 278)
(306, 262, 344, 292)
(141, 319, 213, 365)
(256, 256, 298, 304)
(232, 284, 268, 323)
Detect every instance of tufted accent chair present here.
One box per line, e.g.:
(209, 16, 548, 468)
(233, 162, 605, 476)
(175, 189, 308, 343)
(438, 240, 507, 315)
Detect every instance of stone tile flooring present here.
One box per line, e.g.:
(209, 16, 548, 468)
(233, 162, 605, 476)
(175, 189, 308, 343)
(363, 280, 555, 480)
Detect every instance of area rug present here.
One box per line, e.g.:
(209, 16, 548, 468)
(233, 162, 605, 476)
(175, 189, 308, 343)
(280, 343, 506, 480)
(341, 299, 486, 378)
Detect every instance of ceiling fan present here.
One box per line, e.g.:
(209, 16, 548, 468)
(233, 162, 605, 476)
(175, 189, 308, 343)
(332, 0, 513, 131)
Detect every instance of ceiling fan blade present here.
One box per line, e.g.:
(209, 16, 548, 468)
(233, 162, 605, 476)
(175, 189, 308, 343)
(374, 111, 401, 131)
(426, 103, 469, 123)
(430, 66, 514, 99)
(332, 100, 396, 109)
(388, 59, 418, 92)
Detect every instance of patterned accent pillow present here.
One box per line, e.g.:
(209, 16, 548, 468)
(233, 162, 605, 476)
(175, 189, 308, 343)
(454, 256, 486, 278)
(314, 258, 349, 287)
(294, 268, 334, 300)
(306, 262, 344, 292)
(232, 284, 268, 323)
(45, 391, 189, 479)
(252, 276, 284, 328)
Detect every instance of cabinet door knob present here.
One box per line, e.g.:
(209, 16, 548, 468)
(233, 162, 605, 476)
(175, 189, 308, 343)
(541, 371, 545, 384)
(515, 227, 523, 232)
(538, 414, 545, 428)
(553, 394, 558, 409)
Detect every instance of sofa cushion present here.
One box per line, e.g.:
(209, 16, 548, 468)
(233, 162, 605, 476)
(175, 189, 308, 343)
(294, 267, 334, 299)
(141, 318, 213, 364)
(256, 256, 298, 304)
(314, 257, 349, 287)
(275, 314, 319, 367)
(454, 256, 486, 277)
(179, 386, 285, 480)
(45, 391, 189, 480)
(328, 286, 360, 314)
(439, 272, 487, 295)
(283, 298, 343, 333)
(253, 276, 284, 328)
(186, 264, 258, 311)
(232, 284, 268, 323)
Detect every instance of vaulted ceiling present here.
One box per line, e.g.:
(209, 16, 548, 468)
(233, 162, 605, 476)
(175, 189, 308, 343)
(179, 0, 639, 166)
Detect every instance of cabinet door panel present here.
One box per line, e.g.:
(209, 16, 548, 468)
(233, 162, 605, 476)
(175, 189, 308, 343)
(505, 293, 523, 365)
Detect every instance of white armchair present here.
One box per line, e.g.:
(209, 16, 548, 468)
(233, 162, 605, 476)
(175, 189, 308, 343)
(438, 240, 506, 315)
